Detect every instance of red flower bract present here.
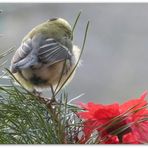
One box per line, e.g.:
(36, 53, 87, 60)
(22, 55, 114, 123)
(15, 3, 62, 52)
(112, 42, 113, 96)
(78, 92, 148, 144)
(122, 133, 140, 144)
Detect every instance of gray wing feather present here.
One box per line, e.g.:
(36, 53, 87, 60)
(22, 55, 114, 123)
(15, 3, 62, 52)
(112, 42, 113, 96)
(38, 38, 72, 64)
(11, 36, 71, 73)
(12, 39, 32, 64)
(12, 55, 38, 71)
(10, 38, 33, 73)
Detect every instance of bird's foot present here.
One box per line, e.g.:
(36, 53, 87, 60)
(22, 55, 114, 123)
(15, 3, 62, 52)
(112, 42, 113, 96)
(32, 89, 50, 104)
(46, 97, 59, 107)
(32, 89, 58, 107)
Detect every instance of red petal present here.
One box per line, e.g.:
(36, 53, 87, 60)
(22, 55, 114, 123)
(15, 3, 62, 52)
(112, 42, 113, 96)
(132, 121, 148, 143)
(121, 98, 146, 112)
(78, 102, 104, 112)
(94, 103, 120, 123)
(122, 132, 140, 144)
(87, 102, 104, 112)
(77, 112, 94, 119)
(140, 91, 148, 100)
(101, 135, 119, 144)
(120, 96, 147, 114)
(120, 93, 148, 123)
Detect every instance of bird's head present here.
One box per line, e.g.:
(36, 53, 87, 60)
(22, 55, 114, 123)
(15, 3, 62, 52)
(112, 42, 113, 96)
(48, 18, 73, 40)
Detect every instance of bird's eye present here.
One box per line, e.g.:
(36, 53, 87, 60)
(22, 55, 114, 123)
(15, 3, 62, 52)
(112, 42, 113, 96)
(48, 18, 58, 22)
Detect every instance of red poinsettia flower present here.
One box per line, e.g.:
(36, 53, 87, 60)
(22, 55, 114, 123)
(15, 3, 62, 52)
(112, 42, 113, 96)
(78, 91, 148, 144)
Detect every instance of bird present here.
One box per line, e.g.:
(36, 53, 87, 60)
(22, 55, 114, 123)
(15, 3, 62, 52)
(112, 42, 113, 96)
(10, 18, 80, 97)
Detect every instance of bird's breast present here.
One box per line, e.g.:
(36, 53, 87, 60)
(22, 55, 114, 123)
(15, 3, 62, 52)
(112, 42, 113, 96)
(20, 60, 73, 87)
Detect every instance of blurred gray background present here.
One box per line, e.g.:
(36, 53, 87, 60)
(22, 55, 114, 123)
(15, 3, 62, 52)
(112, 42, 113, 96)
(0, 3, 148, 104)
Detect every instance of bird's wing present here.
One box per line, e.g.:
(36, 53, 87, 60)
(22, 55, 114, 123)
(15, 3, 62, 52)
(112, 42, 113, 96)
(10, 38, 34, 73)
(38, 38, 72, 65)
(11, 36, 72, 73)
(11, 38, 32, 64)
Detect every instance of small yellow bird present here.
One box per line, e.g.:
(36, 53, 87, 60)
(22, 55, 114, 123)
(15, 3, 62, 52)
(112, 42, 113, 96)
(10, 18, 80, 94)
